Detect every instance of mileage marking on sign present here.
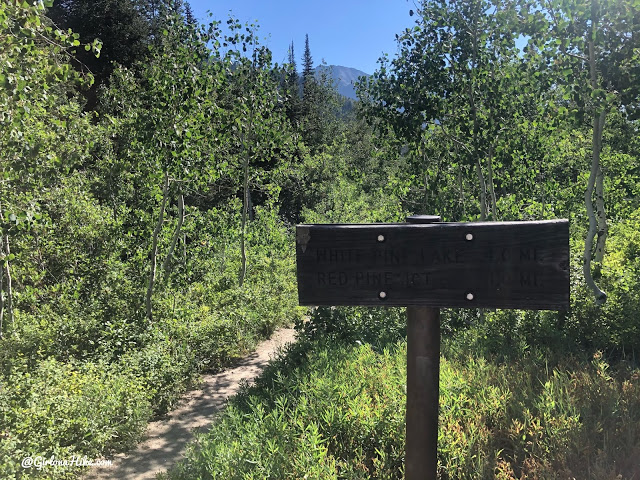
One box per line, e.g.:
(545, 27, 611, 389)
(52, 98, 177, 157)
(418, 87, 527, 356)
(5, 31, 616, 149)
(296, 220, 569, 310)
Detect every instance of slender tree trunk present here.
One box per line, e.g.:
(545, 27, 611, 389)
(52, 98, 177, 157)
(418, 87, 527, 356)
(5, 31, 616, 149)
(539, 158, 546, 219)
(594, 141, 607, 263)
(0, 234, 4, 339)
(239, 149, 249, 287)
(582, 28, 607, 303)
(162, 194, 185, 275)
(590, 2, 608, 265)
(486, 55, 500, 221)
(239, 62, 255, 287)
(2, 228, 13, 335)
(475, 156, 488, 325)
(0, 202, 13, 336)
(583, 109, 607, 304)
(458, 165, 465, 217)
(248, 187, 254, 222)
(467, 10, 486, 222)
(486, 143, 499, 220)
(475, 159, 487, 221)
(0, 202, 4, 336)
(424, 171, 429, 208)
(146, 172, 170, 321)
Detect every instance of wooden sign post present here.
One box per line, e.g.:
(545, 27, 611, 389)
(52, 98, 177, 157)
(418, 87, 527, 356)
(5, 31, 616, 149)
(296, 216, 569, 479)
(405, 215, 441, 479)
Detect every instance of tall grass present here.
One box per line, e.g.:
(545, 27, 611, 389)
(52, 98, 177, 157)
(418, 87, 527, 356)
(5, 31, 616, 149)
(167, 336, 640, 479)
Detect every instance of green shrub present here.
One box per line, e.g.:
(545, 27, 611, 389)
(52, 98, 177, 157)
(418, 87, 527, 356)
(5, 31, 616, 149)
(446, 210, 640, 361)
(0, 358, 151, 479)
(167, 341, 407, 480)
(118, 338, 196, 416)
(0, 200, 304, 479)
(167, 336, 640, 480)
(296, 306, 406, 350)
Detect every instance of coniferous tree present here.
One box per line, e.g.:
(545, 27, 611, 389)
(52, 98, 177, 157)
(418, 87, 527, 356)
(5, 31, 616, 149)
(301, 34, 318, 146)
(46, 0, 196, 109)
(184, 2, 196, 26)
(301, 34, 316, 118)
(284, 41, 301, 125)
(299, 34, 340, 152)
(302, 34, 314, 87)
(287, 42, 299, 91)
(46, 0, 151, 108)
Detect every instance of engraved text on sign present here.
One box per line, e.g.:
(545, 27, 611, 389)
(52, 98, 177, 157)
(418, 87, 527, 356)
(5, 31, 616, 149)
(296, 221, 569, 310)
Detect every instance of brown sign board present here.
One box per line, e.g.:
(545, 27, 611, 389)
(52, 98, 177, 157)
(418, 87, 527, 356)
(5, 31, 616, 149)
(296, 220, 569, 310)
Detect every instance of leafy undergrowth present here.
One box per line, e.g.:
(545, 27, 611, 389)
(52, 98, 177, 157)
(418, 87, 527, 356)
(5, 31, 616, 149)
(0, 206, 303, 479)
(165, 335, 640, 480)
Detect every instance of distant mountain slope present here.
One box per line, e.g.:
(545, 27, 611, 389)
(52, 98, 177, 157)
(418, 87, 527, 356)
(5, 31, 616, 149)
(315, 65, 370, 100)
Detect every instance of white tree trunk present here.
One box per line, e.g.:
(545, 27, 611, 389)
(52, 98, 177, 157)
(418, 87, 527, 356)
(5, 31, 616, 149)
(239, 151, 249, 287)
(486, 143, 499, 220)
(162, 194, 185, 276)
(582, 33, 607, 303)
(0, 202, 13, 336)
(0, 234, 4, 338)
(458, 165, 465, 217)
(4, 235, 13, 333)
(475, 159, 487, 221)
(583, 108, 607, 304)
(594, 154, 607, 263)
(146, 172, 170, 321)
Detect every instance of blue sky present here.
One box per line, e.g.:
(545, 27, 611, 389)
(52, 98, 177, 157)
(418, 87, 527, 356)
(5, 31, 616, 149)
(187, 0, 415, 74)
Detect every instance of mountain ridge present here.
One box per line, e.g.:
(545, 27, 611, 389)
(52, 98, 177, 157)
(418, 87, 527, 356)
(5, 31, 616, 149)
(315, 64, 370, 100)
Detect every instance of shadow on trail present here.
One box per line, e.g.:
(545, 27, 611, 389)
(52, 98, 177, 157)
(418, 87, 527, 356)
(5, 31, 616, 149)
(82, 329, 296, 480)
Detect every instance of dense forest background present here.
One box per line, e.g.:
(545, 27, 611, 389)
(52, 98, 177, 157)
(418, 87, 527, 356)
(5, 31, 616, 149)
(1, 0, 639, 478)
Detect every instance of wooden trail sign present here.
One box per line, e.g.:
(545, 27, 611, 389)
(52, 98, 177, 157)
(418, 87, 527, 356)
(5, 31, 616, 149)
(295, 216, 570, 480)
(297, 219, 569, 310)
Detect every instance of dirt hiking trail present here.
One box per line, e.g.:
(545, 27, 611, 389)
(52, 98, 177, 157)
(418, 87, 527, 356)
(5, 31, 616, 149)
(83, 327, 297, 480)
